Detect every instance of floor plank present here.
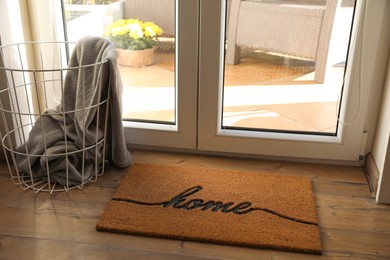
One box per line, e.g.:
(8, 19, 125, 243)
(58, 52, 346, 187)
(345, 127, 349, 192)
(0, 150, 390, 259)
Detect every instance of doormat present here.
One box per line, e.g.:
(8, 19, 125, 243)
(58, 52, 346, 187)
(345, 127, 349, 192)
(96, 163, 321, 254)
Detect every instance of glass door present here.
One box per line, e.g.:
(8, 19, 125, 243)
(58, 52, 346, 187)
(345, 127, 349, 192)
(198, 0, 372, 162)
(20, 0, 383, 163)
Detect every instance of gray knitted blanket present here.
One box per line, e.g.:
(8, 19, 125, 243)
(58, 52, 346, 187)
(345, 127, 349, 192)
(16, 36, 131, 186)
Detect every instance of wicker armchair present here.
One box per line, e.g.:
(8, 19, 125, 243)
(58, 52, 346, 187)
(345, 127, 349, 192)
(124, 0, 175, 37)
(226, 0, 340, 83)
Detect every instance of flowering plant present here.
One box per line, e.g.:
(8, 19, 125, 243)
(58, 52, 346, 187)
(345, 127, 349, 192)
(105, 19, 163, 51)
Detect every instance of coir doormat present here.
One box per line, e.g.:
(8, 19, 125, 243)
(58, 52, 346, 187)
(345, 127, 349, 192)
(96, 163, 321, 254)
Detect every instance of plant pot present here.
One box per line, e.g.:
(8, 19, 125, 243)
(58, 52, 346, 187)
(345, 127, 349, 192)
(117, 47, 155, 67)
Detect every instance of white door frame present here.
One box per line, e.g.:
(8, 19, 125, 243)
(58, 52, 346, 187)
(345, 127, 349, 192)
(123, 0, 199, 150)
(2, 0, 389, 166)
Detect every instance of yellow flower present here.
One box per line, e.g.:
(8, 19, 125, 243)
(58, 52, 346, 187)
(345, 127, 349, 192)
(144, 26, 156, 37)
(110, 27, 120, 37)
(126, 19, 140, 25)
(106, 19, 164, 50)
(128, 23, 143, 39)
(116, 19, 126, 26)
(144, 22, 163, 37)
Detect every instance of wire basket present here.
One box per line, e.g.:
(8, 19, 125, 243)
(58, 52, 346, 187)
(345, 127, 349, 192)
(0, 41, 110, 193)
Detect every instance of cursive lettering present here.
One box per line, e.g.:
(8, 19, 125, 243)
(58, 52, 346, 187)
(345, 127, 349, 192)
(112, 185, 317, 226)
(162, 186, 254, 214)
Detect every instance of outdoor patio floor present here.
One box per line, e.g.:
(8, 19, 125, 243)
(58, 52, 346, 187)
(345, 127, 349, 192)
(120, 48, 345, 135)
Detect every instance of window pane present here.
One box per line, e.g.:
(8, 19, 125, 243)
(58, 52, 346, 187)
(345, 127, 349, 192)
(223, 0, 356, 135)
(64, 0, 176, 124)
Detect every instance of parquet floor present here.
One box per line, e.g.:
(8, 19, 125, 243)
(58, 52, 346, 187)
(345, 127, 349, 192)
(0, 150, 389, 259)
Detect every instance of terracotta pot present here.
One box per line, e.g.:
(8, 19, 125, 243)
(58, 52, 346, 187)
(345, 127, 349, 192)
(117, 47, 155, 67)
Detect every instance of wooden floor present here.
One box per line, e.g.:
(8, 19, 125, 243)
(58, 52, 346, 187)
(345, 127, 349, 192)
(0, 150, 390, 259)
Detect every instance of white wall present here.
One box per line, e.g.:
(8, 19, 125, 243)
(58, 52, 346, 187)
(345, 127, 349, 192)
(372, 59, 390, 174)
(369, 0, 390, 204)
(373, 56, 390, 204)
